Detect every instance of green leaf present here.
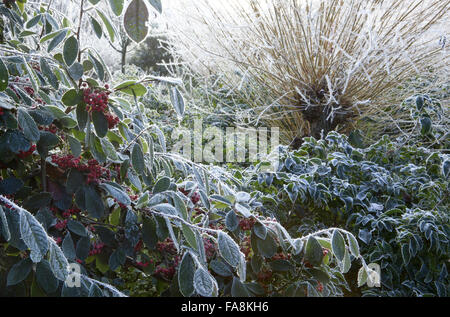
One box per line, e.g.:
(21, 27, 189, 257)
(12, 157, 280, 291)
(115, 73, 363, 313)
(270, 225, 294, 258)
(131, 143, 145, 175)
(0, 57, 9, 91)
(178, 252, 195, 297)
(40, 57, 59, 89)
(62, 89, 82, 107)
(47, 29, 67, 52)
(19, 210, 49, 263)
(148, 0, 162, 13)
(63, 36, 78, 66)
(152, 203, 177, 216)
(48, 241, 69, 281)
(100, 182, 131, 206)
(88, 52, 105, 81)
(109, 0, 124, 16)
(76, 236, 91, 260)
(90, 17, 103, 39)
(231, 277, 250, 297)
(420, 117, 432, 135)
(225, 210, 239, 231)
(96, 9, 117, 42)
(210, 259, 233, 277)
(256, 233, 277, 258)
(331, 230, 346, 262)
(218, 232, 241, 268)
(62, 232, 76, 261)
(114, 80, 147, 96)
(37, 131, 60, 157)
(92, 110, 108, 138)
(347, 233, 360, 258)
(357, 266, 368, 287)
(26, 14, 42, 29)
(84, 185, 105, 219)
(0, 205, 11, 241)
(68, 135, 82, 157)
(7, 258, 33, 286)
(193, 267, 217, 297)
(18, 109, 40, 142)
(36, 260, 59, 294)
(181, 224, 197, 250)
(153, 176, 170, 193)
(170, 86, 185, 118)
(253, 222, 267, 240)
(124, 0, 149, 43)
(142, 216, 157, 249)
(305, 236, 323, 266)
(67, 220, 88, 237)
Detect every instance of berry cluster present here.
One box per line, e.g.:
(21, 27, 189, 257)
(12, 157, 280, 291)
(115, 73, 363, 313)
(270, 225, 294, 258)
(178, 187, 200, 204)
(62, 207, 81, 218)
(55, 219, 68, 231)
(82, 84, 111, 113)
(239, 217, 256, 231)
(271, 252, 291, 261)
(105, 112, 120, 129)
(17, 144, 36, 159)
(89, 242, 105, 256)
(257, 269, 273, 282)
(156, 238, 177, 254)
(316, 281, 324, 293)
(203, 237, 216, 260)
(51, 155, 111, 184)
(154, 265, 176, 280)
(137, 261, 150, 268)
(39, 124, 57, 134)
(240, 236, 252, 257)
(0, 108, 4, 116)
(134, 240, 144, 253)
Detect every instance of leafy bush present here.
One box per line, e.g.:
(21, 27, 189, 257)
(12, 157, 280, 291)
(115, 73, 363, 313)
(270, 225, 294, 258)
(0, 0, 372, 297)
(244, 131, 449, 296)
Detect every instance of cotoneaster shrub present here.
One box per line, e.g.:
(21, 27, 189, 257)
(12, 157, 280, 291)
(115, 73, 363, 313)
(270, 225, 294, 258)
(0, 0, 373, 297)
(244, 131, 449, 296)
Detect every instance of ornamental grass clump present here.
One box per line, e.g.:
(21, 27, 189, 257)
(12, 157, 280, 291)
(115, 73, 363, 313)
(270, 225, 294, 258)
(165, 0, 449, 143)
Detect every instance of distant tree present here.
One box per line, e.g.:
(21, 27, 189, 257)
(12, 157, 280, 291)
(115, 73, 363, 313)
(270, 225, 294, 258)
(129, 35, 172, 75)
